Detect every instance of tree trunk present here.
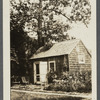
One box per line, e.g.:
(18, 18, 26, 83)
(37, 0, 43, 47)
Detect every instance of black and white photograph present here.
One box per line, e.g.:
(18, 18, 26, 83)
(3, 0, 97, 100)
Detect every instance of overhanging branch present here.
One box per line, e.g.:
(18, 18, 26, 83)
(47, 8, 72, 22)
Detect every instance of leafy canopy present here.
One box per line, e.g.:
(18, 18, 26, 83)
(10, 0, 91, 75)
(10, 0, 91, 43)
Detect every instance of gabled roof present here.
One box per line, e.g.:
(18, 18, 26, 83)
(30, 39, 82, 59)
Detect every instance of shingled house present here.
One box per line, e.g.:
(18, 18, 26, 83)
(30, 39, 91, 84)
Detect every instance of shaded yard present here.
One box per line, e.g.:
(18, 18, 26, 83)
(11, 91, 91, 100)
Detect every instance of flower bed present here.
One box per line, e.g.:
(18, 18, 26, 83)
(45, 71, 91, 93)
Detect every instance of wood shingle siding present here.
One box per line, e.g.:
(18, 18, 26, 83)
(33, 55, 65, 75)
(69, 41, 91, 72)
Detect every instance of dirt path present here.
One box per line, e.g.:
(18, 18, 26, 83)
(11, 89, 92, 99)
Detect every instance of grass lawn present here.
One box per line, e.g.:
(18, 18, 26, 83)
(11, 91, 91, 100)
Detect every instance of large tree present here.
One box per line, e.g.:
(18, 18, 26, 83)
(10, 0, 91, 75)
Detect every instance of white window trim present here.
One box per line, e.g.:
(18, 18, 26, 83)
(49, 61, 56, 72)
(34, 61, 40, 83)
(78, 54, 85, 64)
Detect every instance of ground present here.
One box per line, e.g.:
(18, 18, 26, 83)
(11, 91, 91, 100)
(11, 85, 92, 100)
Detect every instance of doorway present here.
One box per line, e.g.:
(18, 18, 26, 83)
(34, 61, 47, 84)
(36, 63, 40, 82)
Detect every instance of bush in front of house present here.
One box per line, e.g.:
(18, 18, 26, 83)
(46, 70, 58, 83)
(45, 71, 91, 93)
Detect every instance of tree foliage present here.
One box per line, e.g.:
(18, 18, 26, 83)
(10, 0, 91, 44)
(10, 0, 91, 76)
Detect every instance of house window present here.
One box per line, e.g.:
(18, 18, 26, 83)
(78, 54, 85, 64)
(76, 46, 80, 52)
(49, 61, 56, 72)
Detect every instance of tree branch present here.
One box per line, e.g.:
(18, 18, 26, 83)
(47, 8, 72, 22)
(84, 22, 88, 28)
(26, 30, 37, 33)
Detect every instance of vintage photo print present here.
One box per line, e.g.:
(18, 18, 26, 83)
(3, 0, 97, 100)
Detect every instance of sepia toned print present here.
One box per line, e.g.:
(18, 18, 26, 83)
(9, 0, 96, 100)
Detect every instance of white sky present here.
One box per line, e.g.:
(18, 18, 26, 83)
(67, 0, 96, 50)
(68, 22, 93, 50)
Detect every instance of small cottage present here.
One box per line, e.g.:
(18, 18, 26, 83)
(30, 39, 91, 84)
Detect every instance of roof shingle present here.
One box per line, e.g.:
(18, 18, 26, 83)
(30, 39, 80, 59)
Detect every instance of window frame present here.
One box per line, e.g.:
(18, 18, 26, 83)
(78, 54, 85, 64)
(34, 61, 40, 82)
(49, 61, 56, 72)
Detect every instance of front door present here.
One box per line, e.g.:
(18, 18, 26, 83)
(34, 62, 47, 84)
(40, 62, 47, 83)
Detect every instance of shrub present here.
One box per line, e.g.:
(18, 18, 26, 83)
(46, 71, 57, 83)
(45, 71, 92, 92)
